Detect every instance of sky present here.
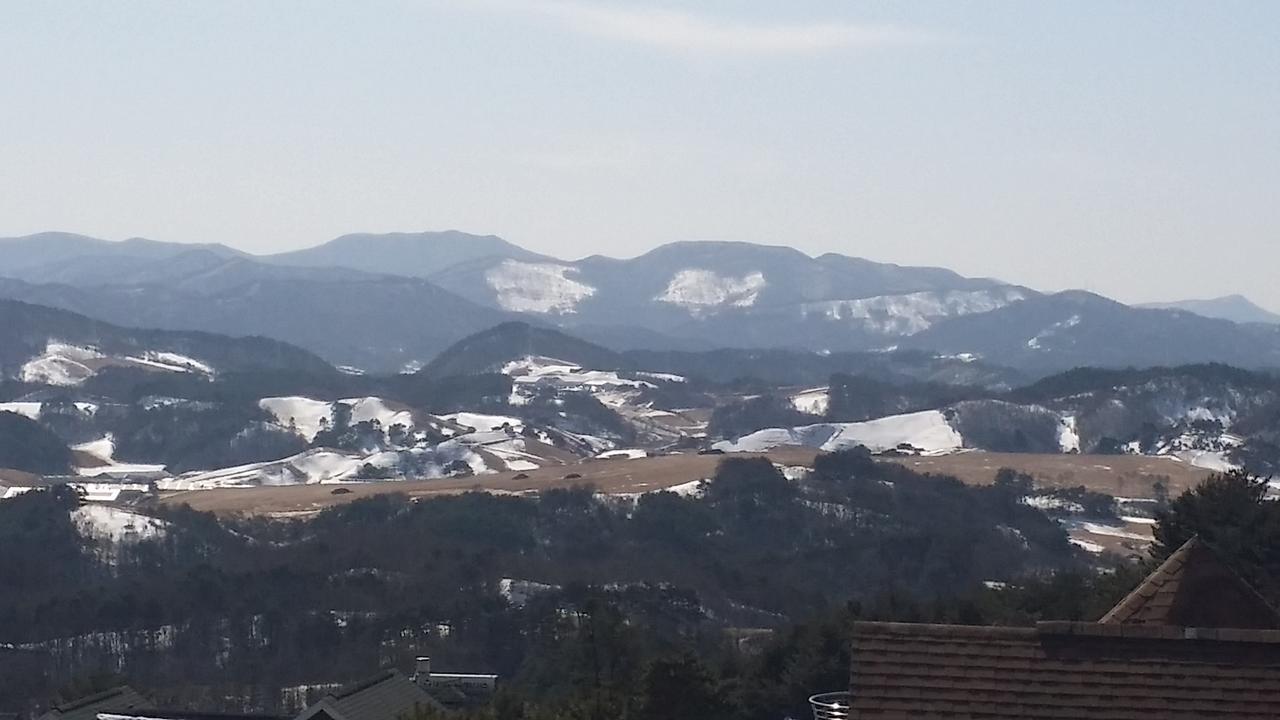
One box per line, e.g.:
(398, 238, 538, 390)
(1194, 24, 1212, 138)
(2, 1, 1278, 307)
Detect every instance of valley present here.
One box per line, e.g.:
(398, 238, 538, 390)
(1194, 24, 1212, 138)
(2, 230, 1278, 715)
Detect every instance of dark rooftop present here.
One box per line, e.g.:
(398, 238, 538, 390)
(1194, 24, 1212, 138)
(37, 687, 151, 720)
(1101, 536, 1280, 629)
(848, 537, 1280, 718)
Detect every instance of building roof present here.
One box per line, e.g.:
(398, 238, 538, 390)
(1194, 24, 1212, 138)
(849, 621, 1280, 719)
(100, 710, 288, 720)
(1101, 536, 1280, 629)
(295, 670, 443, 720)
(37, 687, 151, 720)
(848, 537, 1280, 718)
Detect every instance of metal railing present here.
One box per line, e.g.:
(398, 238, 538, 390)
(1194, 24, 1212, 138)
(809, 692, 851, 720)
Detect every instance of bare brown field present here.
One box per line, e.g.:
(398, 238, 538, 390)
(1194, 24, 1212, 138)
(889, 452, 1213, 498)
(158, 449, 1212, 520)
(159, 447, 820, 516)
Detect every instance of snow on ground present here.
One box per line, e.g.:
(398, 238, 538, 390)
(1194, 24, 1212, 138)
(73, 436, 116, 461)
(20, 342, 104, 386)
(347, 397, 414, 431)
(471, 437, 546, 472)
(1072, 521, 1150, 541)
(1122, 516, 1159, 525)
(663, 479, 707, 497)
(127, 351, 215, 375)
(260, 397, 334, 441)
(656, 269, 765, 310)
(1058, 415, 1080, 453)
(714, 410, 963, 455)
(1169, 450, 1236, 472)
(260, 397, 416, 442)
(1069, 538, 1105, 554)
(596, 448, 648, 460)
(1022, 495, 1084, 513)
(502, 355, 662, 415)
(1026, 314, 1082, 350)
(0, 402, 44, 420)
(634, 371, 686, 383)
(485, 260, 596, 314)
(162, 449, 368, 489)
(789, 387, 830, 416)
(73, 505, 167, 544)
(71, 435, 168, 476)
(1, 401, 99, 420)
(801, 288, 1026, 336)
(444, 412, 524, 433)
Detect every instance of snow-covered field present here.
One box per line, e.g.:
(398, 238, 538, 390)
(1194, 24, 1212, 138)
(715, 410, 964, 455)
(71, 435, 167, 476)
(789, 387, 830, 416)
(73, 505, 167, 544)
(260, 397, 416, 441)
(20, 342, 104, 386)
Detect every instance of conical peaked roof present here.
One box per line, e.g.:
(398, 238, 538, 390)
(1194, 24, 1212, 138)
(1101, 536, 1280, 629)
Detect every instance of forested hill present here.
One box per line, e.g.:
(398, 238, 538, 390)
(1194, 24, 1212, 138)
(0, 299, 335, 379)
(2, 451, 1084, 715)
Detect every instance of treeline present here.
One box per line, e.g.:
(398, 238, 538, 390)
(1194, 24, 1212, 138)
(1, 451, 1079, 712)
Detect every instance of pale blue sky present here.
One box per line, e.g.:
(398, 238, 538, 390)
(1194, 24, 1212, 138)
(2, 1, 1278, 306)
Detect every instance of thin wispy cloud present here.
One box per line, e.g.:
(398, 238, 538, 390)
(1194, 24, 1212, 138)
(468, 0, 944, 55)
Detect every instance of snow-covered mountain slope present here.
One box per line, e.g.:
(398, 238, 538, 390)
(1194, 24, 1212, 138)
(714, 410, 964, 455)
(260, 397, 418, 442)
(485, 260, 596, 314)
(0, 298, 333, 381)
(17, 341, 217, 386)
(798, 287, 1028, 336)
(428, 240, 1028, 351)
(902, 291, 1280, 374)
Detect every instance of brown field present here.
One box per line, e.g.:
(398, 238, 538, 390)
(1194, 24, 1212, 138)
(159, 447, 820, 516)
(158, 449, 1215, 521)
(889, 452, 1213, 498)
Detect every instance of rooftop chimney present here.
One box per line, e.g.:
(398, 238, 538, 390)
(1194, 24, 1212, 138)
(414, 656, 432, 687)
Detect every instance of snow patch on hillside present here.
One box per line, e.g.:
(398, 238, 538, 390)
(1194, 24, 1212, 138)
(0, 402, 44, 420)
(1058, 416, 1080, 453)
(444, 412, 524, 433)
(125, 351, 215, 375)
(789, 387, 830, 416)
(716, 410, 962, 455)
(73, 505, 167, 544)
(1027, 314, 1082, 350)
(260, 397, 416, 442)
(657, 269, 766, 310)
(486, 260, 595, 314)
(20, 342, 104, 385)
(803, 288, 1027, 335)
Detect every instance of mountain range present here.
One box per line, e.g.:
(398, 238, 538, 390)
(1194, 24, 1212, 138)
(3, 230, 1279, 376)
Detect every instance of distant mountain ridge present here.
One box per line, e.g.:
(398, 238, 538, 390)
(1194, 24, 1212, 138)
(0, 298, 333, 382)
(5, 230, 1280, 375)
(1138, 295, 1280, 325)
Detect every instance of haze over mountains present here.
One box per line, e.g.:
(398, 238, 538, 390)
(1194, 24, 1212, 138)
(3, 230, 1280, 376)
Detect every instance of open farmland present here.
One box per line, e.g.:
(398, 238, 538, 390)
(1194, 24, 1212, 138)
(159, 448, 820, 516)
(157, 448, 1217, 519)
(890, 451, 1214, 498)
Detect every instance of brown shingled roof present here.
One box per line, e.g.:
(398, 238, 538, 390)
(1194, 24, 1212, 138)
(295, 670, 443, 720)
(36, 687, 152, 720)
(849, 621, 1280, 719)
(1101, 536, 1280, 629)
